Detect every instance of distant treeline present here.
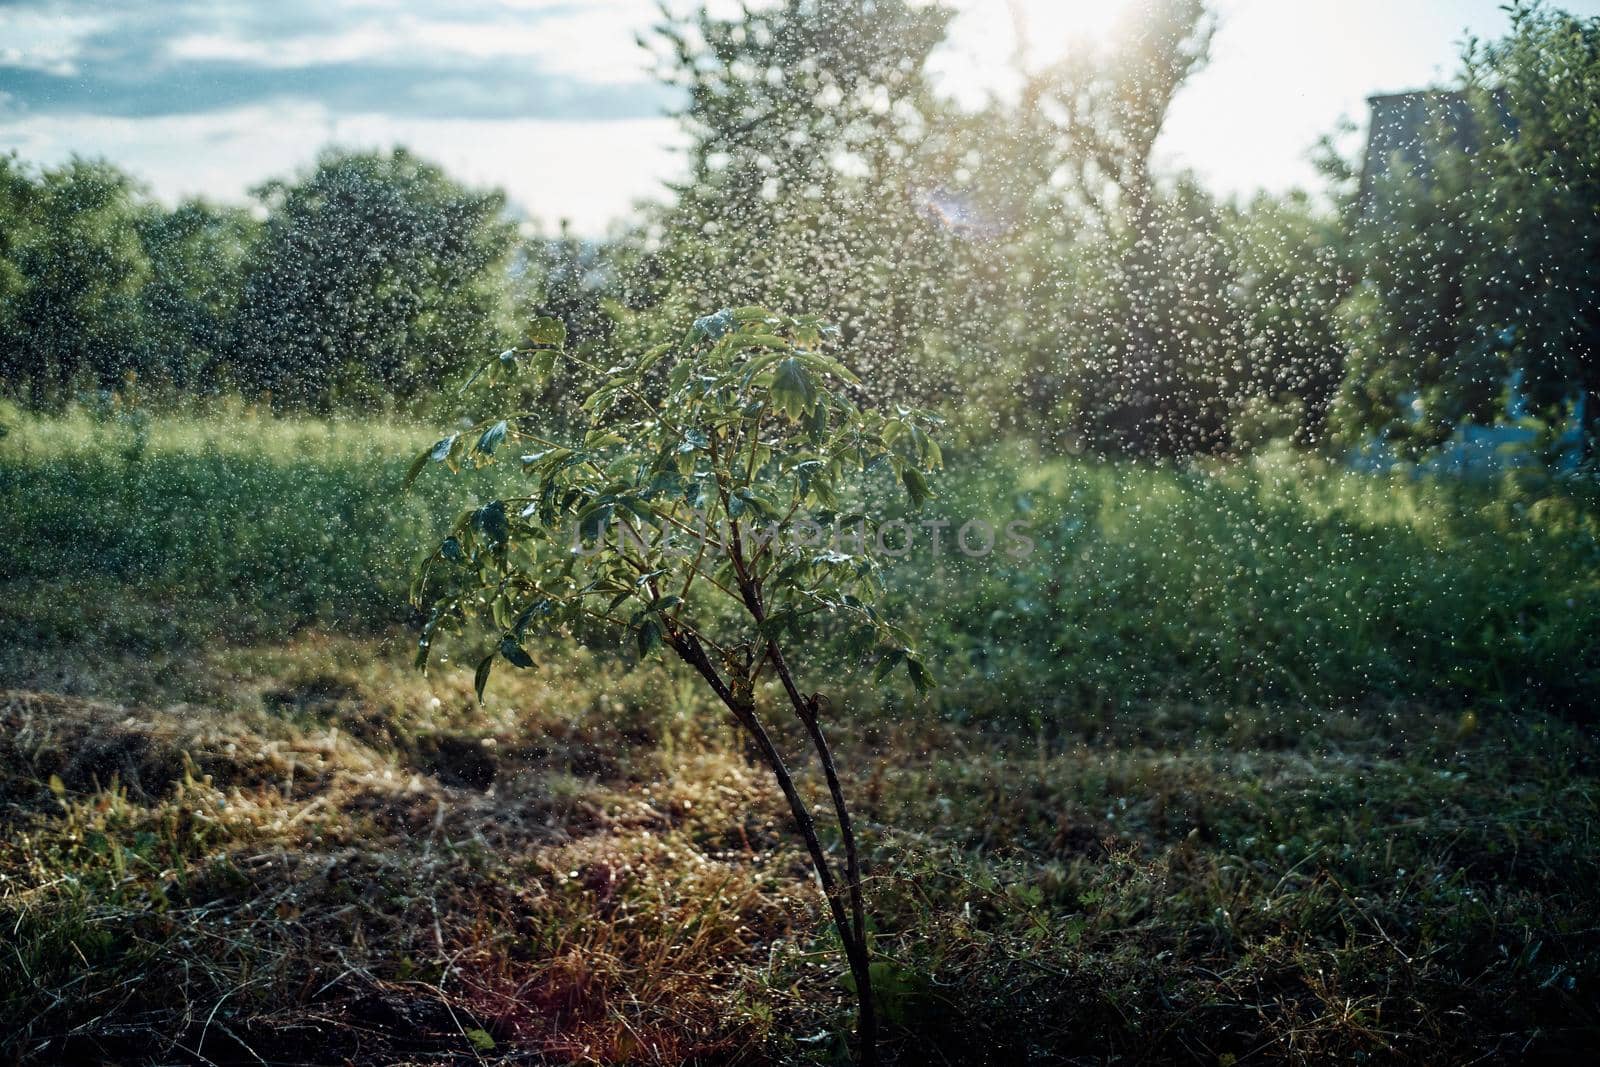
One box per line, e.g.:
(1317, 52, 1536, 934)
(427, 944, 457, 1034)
(1, 0, 1594, 461)
(0, 149, 528, 410)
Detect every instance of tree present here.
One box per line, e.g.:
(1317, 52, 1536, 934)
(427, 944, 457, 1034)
(228, 148, 518, 409)
(517, 222, 617, 357)
(1333, 141, 1504, 453)
(136, 200, 259, 393)
(0, 156, 152, 403)
(642, 0, 967, 402)
(1222, 189, 1352, 448)
(1472, 1, 1600, 463)
(1334, 2, 1600, 463)
(405, 307, 943, 1063)
(1010, 0, 1220, 455)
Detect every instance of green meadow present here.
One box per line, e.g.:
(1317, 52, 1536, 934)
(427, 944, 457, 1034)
(4, 403, 1597, 1063)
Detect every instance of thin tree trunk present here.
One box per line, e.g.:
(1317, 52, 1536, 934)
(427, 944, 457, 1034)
(666, 631, 877, 1064)
(765, 645, 876, 1059)
(767, 652, 868, 949)
(722, 513, 878, 1064)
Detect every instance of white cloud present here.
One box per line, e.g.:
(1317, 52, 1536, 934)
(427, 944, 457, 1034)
(163, 3, 661, 84)
(9, 0, 1600, 231)
(0, 103, 687, 236)
(0, 10, 110, 76)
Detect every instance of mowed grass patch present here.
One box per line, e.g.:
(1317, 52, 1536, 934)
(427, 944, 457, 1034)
(3, 406, 1599, 1061)
(0, 401, 483, 646)
(2, 634, 1598, 1064)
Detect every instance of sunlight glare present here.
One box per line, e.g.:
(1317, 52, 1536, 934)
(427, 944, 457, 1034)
(1011, 0, 1139, 64)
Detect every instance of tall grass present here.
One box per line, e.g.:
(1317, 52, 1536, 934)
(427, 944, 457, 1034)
(3, 404, 1596, 714)
(0, 401, 478, 645)
(892, 443, 1600, 718)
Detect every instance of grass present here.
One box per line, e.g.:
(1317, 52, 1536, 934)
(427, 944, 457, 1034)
(0, 400, 467, 642)
(4, 640, 1596, 1063)
(5, 404, 1595, 712)
(3, 404, 1599, 1063)
(887, 441, 1600, 719)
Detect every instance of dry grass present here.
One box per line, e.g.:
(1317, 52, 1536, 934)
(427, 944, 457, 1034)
(3, 633, 1599, 1065)
(0, 676, 825, 1065)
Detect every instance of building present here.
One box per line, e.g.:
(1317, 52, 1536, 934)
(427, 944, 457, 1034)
(1358, 89, 1510, 221)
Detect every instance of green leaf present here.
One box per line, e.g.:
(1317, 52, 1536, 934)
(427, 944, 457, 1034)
(513, 599, 557, 635)
(723, 333, 790, 354)
(521, 446, 573, 470)
(804, 398, 828, 442)
(906, 656, 934, 694)
(584, 428, 626, 447)
(771, 357, 819, 420)
(648, 594, 683, 615)
(473, 500, 510, 546)
(474, 653, 495, 703)
(738, 489, 782, 521)
(635, 342, 672, 373)
(460, 357, 500, 392)
(688, 308, 734, 343)
(796, 352, 861, 383)
(527, 316, 567, 347)
(620, 497, 659, 527)
(757, 608, 798, 639)
(403, 447, 430, 490)
(637, 619, 663, 658)
(578, 502, 613, 542)
(430, 433, 459, 462)
(901, 467, 931, 508)
(737, 351, 786, 387)
(529, 347, 558, 383)
(873, 648, 906, 682)
(499, 637, 535, 669)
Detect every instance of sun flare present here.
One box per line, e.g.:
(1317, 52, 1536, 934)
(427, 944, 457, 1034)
(1009, 0, 1138, 61)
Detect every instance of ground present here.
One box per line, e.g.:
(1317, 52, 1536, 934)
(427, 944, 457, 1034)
(4, 626, 1596, 1065)
(3, 410, 1597, 1063)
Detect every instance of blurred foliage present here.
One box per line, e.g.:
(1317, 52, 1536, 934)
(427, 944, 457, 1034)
(636, 0, 971, 407)
(1, 3, 1595, 463)
(136, 201, 260, 394)
(1474, 2, 1600, 460)
(1335, 1, 1600, 461)
(0, 148, 519, 413)
(0, 157, 153, 400)
(228, 148, 518, 410)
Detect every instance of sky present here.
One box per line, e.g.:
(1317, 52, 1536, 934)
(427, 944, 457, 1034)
(2, 0, 1597, 235)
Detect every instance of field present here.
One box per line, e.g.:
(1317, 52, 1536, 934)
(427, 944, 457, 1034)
(4, 404, 1599, 1064)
